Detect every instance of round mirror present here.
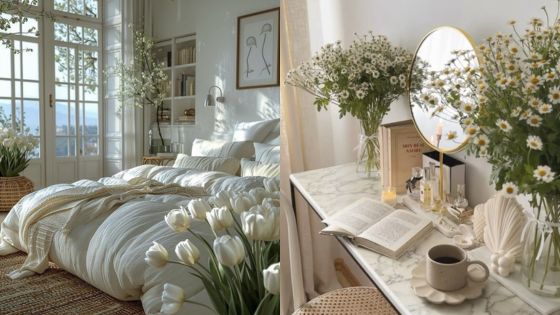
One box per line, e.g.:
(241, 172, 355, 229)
(409, 26, 480, 153)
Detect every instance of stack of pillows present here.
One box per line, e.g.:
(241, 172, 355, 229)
(172, 119, 280, 177)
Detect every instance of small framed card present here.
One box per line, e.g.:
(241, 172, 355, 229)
(236, 7, 280, 89)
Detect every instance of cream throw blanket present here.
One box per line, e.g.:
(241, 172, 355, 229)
(0, 177, 206, 279)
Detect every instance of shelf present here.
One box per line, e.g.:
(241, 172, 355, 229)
(175, 122, 196, 126)
(174, 63, 196, 70)
(174, 95, 196, 100)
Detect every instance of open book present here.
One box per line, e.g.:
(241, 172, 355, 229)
(321, 197, 433, 259)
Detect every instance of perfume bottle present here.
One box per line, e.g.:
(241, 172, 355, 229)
(429, 163, 440, 211)
(420, 167, 432, 209)
(407, 167, 423, 201)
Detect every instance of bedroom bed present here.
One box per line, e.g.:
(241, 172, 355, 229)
(0, 119, 280, 314)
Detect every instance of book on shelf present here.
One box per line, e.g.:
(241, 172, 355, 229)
(320, 197, 433, 259)
(177, 46, 196, 65)
(177, 74, 195, 96)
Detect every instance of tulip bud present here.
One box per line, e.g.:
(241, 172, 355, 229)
(249, 187, 267, 204)
(145, 241, 168, 268)
(160, 283, 185, 314)
(230, 194, 255, 214)
(206, 207, 234, 232)
(241, 206, 280, 241)
(262, 197, 280, 209)
(175, 239, 200, 266)
(213, 191, 233, 209)
(263, 177, 280, 192)
(164, 207, 191, 232)
(187, 199, 211, 220)
(213, 235, 245, 267)
(263, 263, 280, 295)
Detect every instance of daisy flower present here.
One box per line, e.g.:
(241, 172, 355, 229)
(538, 103, 553, 114)
(464, 125, 479, 137)
(533, 165, 556, 183)
(390, 76, 398, 85)
(496, 119, 512, 132)
(501, 182, 518, 197)
(461, 103, 476, 114)
(544, 72, 557, 82)
(474, 134, 489, 148)
(447, 131, 457, 140)
(526, 135, 543, 150)
(527, 74, 542, 87)
(528, 97, 542, 109)
(511, 106, 522, 117)
(548, 86, 560, 104)
(526, 114, 542, 127)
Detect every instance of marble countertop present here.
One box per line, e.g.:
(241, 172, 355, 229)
(290, 163, 540, 315)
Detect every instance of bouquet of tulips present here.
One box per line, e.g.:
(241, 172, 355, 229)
(0, 127, 39, 177)
(145, 178, 281, 315)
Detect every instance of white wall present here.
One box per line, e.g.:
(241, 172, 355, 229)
(150, 0, 280, 154)
(303, 0, 545, 205)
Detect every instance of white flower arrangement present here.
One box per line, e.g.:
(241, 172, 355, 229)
(0, 127, 38, 177)
(146, 178, 280, 315)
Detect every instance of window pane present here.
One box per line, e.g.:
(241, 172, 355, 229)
(21, 17, 38, 37)
(14, 81, 21, 98)
(22, 42, 38, 80)
(69, 25, 82, 44)
(23, 100, 40, 136)
(30, 138, 39, 158)
(81, 50, 98, 84)
(69, 47, 76, 83)
(82, 136, 98, 155)
(56, 136, 68, 157)
(0, 13, 17, 33)
(56, 83, 68, 100)
(54, 22, 68, 41)
(15, 99, 21, 132)
(54, 0, 67, 12)
(69, 137, 76, 156)
(14, 41, 21, 79)
(55, 46, 69, 82)
(69, 102, 76, 136)
(56, 102, 68, 135)
(0, 45, 11, 78)
(83, 27, 98, 46)
(0, 80, 11, 97)
(23, 81, 39, 99)
(0, 99, 12, 128)
(69, 0, 84, 16)
(85, 0, 98, 18)
(84, 86, 97, 101)
(82, 102, 98, 135)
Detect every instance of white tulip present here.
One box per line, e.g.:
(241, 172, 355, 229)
(164, 207, 191, 232)
(262, 197, 280, 209)
(213, 235, 245, 267)
(213, 191, 233, 209)
(160, 283, 185, 314)
(230, 194, 255, 214)
(263, 177, 280, 192)
(241, 206, 280, 241)
(263, 263, 280, 295)
(175, 239, 200, 266)
(187, 199, 211, 220)
(249, 187, 267, 204)
(145, 241, 168, 268)
(206, 207, 234, 232)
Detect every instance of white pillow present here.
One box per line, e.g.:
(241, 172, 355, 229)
(254, 143, 280, 163)
(173, 154, 240, 175)
(232, 119, 279, 143)
(191, 139, 254, 159)
(240, 158, 280, 177)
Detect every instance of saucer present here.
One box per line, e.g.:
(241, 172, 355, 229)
(411, 260, 486, 304)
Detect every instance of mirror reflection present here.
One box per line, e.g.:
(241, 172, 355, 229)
(409, 27, 479, 153)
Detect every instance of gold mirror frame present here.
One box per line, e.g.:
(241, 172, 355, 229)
(407, 26, 481, 154)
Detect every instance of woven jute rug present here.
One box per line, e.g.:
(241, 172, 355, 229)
(0, 252, 145, 315)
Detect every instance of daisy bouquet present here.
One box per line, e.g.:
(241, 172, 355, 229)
(286, 32, 419, 176)
(458, 5, 560, 294)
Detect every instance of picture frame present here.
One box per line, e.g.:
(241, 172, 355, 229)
(236, 7, 280, 89)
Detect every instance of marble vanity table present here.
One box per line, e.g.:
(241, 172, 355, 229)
(289, 163, 540, 315)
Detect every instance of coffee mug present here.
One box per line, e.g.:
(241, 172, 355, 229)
(426, 244, 489, 291)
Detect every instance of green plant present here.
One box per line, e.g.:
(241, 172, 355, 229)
(0, 127, 38, 177)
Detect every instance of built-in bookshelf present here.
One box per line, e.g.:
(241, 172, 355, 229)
(151, 33, 197, 128)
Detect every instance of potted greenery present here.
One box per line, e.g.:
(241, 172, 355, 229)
(286, 32, 418, 177)
(0, 128, 38, 211)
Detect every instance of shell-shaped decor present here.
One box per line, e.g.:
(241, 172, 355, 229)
(472, 203, 486, 242)
(483, 195, 527, 277)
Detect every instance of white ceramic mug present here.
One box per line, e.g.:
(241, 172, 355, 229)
(426, 244, 489, 291)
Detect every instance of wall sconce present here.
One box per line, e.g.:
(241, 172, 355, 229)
(204, 85, 225, 107)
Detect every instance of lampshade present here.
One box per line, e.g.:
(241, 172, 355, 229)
(204, 86, 225, 107)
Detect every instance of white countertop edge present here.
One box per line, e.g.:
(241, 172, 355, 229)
(289, 173, 411, 315)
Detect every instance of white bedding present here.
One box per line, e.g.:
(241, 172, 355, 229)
(0, 165, 268, 314)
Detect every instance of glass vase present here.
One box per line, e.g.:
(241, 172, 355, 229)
(356, 121, 381, 178)
(521, 195, 560, 297)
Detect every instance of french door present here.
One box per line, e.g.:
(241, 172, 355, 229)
(1, 0, 103, 187)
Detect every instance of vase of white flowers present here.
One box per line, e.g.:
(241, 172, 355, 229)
(286, 32, 416, 177)
(146, 178, 280, 314)
(0, 128, 38, 211)
(458, 5, 560, 296)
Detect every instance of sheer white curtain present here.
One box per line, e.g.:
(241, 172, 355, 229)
(280, 0, 361, 313)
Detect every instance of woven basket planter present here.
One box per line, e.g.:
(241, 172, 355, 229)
(0, 176, 34, 212)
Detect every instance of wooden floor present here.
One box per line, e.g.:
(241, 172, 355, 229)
(0, 252, 145, 315)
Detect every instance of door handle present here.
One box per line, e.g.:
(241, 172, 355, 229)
(49, 94, 53, 108)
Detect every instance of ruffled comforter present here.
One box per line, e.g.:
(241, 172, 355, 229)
(0, 165, 267, 314)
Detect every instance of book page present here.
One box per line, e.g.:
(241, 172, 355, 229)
(358, 209, 430, 251)
(322, 198, 393, 236)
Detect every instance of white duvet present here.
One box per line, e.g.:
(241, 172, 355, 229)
(0, 165, 268, 314)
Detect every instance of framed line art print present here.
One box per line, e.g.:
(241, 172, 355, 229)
(236, 7, 280, 89)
